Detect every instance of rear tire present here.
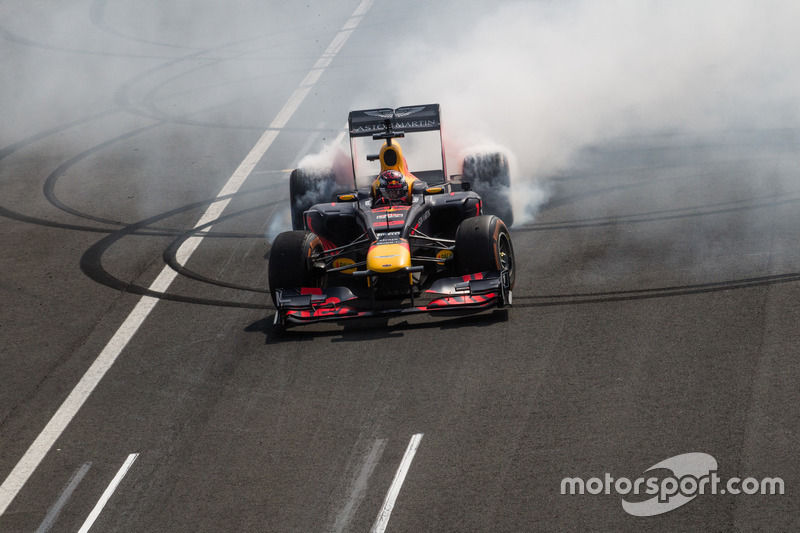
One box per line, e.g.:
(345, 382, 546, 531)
(289, 168, 336, 230)
(454, 215, 515, 289)
(461, 152, 514, 226)
(268, 230, 324, 305)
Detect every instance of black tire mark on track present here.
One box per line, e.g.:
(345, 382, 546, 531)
(42, 122, 164, 225)
(108, 36, 327, 131)
(0, 25, 174, 59)
(0, 110, 119, 162)
(80, 198, 275, 310)
(162, 202, 282, 294)
(0, 203, 174, 236)
(541, 169, 726, 211)
(39, 115, 286, 231)
(134, 46, 338, 130)
(1, 183, 283, 240)
(513, 271, 800, 307)
(515, 191, 800, 232)
(89, 0, 203, 51)
(111, 46, 240, 120)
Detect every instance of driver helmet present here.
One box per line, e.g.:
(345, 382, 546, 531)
(376, 169, 409, 204)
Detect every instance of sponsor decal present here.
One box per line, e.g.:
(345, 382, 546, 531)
(351, 120, 437, 134)
(364, 109, 394, 119)
(332, 257, 356, 274)
(560, 452, 785, 517)
(374, 237, 402, 245)
(393, 106, 426, 117)
(368, 240, 409, 250)
(352, 124, 385, 134)
(287, 303, 357, 319)
(361, 107, 430, 120)
(412, 210, 431, 233)
(428, 293, 497, 308)
(372, 205, 411, 212)
(394, 119, 438, 129)
(372, 220, 405, 228)
(436, 250, 453, 264)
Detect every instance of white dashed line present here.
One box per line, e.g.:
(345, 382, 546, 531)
(77, 454, 138, 533)
(333, 438, 387, 533)
(371, 433, 424, 533)
(35, 462, 91, 533)
(0, 0, 375, 517)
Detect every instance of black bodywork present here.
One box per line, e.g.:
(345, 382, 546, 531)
(305, 182, 481, 269)
(271, 104, 513, 326)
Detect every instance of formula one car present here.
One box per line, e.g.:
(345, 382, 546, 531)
(268, 104, 515, 326)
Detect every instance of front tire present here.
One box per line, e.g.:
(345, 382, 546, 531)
(268, 230, 324, 305)
(454, 215, 515, 289)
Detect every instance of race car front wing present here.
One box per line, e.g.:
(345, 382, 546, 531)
(273, 270, 512, 326)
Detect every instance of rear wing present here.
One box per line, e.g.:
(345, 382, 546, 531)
(348, 104, 441, 137)
(347, 104, 446, 187)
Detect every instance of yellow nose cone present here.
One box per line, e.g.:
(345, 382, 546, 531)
(367, 241, 411, 273)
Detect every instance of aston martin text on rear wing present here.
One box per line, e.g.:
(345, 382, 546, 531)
(348, 104, 441, 137)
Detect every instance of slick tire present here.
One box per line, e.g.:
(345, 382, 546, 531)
(268, 230, 324, 306)
(461, 152, 514, 227)
(454, 215, 515, 289)
(289, 168, 336, 230)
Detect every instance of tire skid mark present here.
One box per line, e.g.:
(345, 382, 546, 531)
(79, 197, 280, 309)
(517, 191, 800, 232)
(514, 271, 800, 306)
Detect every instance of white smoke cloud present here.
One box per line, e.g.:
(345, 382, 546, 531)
(361, 0, 800, 223)
(9, 0, 799, 230)
(265, 206, 291, 243)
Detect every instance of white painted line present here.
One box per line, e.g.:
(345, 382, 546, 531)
(0, 299, 158, 516)
(0, 0, 374, 517)
(35, 462, 92, 533)
(77, 453, 138, 533)
(249, 169, 289, 175)
(371, 433, 424, 533)
(333, 438, 387, 533)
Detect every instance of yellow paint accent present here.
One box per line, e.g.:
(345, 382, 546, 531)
(369, 140, 418, 203)
(435, 249, 453, 265)
(425, 186, 444, 194)
(367, 243, 411, 273)
(337, 193, 356, 202)
(379, 141, 408, 173)
(332, 257, 356, 274)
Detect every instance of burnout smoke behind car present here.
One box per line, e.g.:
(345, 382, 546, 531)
(4, 1, 798, 234)
(365, 0, 800, 225)
(291, 0, 800, 230)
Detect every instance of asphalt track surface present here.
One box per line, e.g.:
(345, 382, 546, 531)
(1, 1, 799, 532)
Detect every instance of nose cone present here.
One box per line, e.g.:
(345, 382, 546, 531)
(367, 240, 411, 273)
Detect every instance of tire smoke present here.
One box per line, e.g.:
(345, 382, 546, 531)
(364, 0, 800, 224)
